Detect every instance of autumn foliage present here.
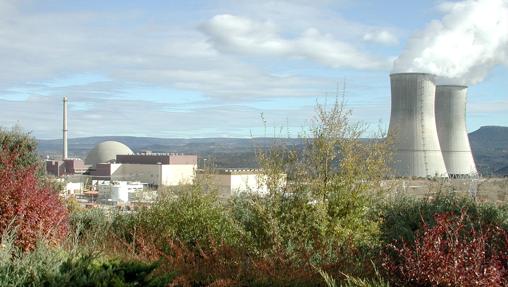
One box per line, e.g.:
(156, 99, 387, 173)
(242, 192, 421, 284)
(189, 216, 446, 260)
(118, 231, 329, 286)
(0, 143, 68, 250)
(384, 211, 508, 287)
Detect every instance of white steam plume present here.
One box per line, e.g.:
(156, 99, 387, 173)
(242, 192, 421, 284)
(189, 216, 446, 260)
(393, 0, 508, 84)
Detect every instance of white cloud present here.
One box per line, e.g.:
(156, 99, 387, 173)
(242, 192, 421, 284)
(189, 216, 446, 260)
(0, 92, 317, 139)
(0, 5, 327, 100)
(202, 14, 391, 70)
(200, 14, 291, 55)
(362, 30, 399, 45)
(0, 2, 401, 138)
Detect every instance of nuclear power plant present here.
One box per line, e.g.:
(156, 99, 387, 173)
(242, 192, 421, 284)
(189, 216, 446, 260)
(388, 73, 477, 178)
(45, 96, 275, 205)
(47, 73, 480, 201)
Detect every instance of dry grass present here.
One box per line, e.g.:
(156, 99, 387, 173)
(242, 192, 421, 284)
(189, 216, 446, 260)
(384, 178, 508, 204)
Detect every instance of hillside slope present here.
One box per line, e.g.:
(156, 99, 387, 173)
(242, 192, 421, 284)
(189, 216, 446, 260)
(469, 126, 508, 175)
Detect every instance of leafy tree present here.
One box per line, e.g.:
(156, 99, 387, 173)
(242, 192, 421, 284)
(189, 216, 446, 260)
(236, 98, 392, 270)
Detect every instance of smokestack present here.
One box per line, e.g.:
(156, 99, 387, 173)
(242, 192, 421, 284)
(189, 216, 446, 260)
(388, 73, 448, 177)
(63, 96, 68, 160)
(435, 85, 477, 177)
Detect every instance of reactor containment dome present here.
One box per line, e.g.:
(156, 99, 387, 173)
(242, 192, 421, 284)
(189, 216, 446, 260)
(85, 141, 133, 166)
(388, 73, 448, 178)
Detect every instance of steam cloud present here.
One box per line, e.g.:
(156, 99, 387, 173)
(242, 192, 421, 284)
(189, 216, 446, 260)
(393, 0, 508, 84)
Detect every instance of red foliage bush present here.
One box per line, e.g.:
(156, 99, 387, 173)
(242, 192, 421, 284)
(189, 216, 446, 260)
(0, 145, 69, 250)
(383, 211, 508, 287)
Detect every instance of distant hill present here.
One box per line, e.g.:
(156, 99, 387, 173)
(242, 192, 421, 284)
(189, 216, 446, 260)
(469, 126, 508, 175)
(37, 126, 508, 174)
(496, 166, 508, 176)
(37, 136, 305, 168)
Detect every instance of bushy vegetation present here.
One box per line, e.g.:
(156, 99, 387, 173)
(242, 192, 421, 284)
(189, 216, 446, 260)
(380, 191, 508, 244)
(383, 211, 508, 286)
(0, 229, 173, 287)
(133, 184, 244, 247)
(0, 126, 40, 171)
(0, 128, 68, 251)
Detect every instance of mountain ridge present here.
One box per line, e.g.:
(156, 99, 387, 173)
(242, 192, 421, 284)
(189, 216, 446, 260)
(37, 126, 508, 175)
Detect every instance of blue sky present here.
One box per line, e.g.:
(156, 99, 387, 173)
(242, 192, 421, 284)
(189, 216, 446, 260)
(0, 0, 506, 139)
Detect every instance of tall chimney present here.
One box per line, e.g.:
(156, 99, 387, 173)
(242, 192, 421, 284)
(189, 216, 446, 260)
(63, 96, 68, 160)
(388, 73, 448, 177)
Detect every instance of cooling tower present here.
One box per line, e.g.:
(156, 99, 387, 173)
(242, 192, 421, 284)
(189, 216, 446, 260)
(435, 85, 477, 177)
(388, 73, 448, 177)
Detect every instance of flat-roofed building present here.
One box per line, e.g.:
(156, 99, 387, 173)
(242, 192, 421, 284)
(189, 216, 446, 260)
(90, 153, 197, 187)
(46, 158, 90, 177)
(204, 168, 286, 198)
(46, 160, 65, 177)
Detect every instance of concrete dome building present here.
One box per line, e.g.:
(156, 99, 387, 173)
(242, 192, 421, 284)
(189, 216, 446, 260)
(85, 141, 133, 166)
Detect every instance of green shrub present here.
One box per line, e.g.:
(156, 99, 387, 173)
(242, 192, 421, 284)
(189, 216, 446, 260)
(70, 208, 111, 239)
(0, 226, 174, 287)
(109, 210, 138, 242)
(41, 255, 174, 287)
(134, 184, 244, 247)
(0, 229, 67, 286)
(0, 126, 40, 172)
(380, 191, 508, 244)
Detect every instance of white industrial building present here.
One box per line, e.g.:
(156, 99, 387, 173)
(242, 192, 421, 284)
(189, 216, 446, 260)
(87, 141, 197, 187)
(95, 180, 155, 204)
(204, 169, 285, 198)
(64, 182, 83, 194)
(94, 162, 196, 186)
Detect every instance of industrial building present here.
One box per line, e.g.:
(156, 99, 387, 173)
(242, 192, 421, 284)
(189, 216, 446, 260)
(46, 158, 89, 177)
(388, 73, 477, 178)
(96, 180, 148, 204)
(203, 168, 285, 198)
(89, 150, 197, 187)
(45, 96, 197, 195)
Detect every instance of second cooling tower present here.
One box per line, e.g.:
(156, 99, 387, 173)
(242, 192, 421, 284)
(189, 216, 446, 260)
(388, 73, 448, 177)
(435, 85, 477, 176)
